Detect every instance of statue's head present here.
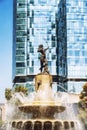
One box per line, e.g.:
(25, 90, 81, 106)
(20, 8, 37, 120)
(39, 44, 43, 48)
(38, 44, 43, 52)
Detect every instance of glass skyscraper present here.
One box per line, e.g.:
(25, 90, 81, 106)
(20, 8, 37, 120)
(13, 0, 66, 92)
(58, 0, 87, 93)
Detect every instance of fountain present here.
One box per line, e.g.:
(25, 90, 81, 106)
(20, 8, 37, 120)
(5, 45, 86, 130)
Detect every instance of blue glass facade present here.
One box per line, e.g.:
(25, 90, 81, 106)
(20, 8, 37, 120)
(57, 0, 67, 91)
(13, 0, 63, 91)
(58, 0, 87, 93)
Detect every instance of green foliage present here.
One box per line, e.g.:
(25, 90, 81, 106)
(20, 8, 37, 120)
(5, 86, 28, 102)
(15, 86, 28, 95)
(15, 99, 22, 106)
(78, 83, 87, 127)
(79, 83, 87, 108)
(0, 120, 3, 125)
(83, 83, 87, 92)
(79, 109, 87, 126)
(5, 88, 12, 100)
(79, 83, 87, 107)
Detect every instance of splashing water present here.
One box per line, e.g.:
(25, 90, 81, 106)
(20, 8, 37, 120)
(3, 91, 86, 130)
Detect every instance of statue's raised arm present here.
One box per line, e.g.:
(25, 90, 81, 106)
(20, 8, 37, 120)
(37, 44, 49, 74)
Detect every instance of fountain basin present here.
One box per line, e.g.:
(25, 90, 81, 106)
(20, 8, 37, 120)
(19, 103, 65, 119)
(11, 119, 76, 130)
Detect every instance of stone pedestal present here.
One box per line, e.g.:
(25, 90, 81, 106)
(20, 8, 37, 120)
(35, 73, 52, 92)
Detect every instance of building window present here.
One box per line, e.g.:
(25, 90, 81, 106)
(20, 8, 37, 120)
(29, 67, 34, 74)
(30, 0, 34, 4)
(16, 68, 25, 74)
(32, 60, 34, 66)
(30, 47, 34, 53)
(16, 56, 25, 61)
(16, 50, 25, 55)
(16, 37, 26, 42)
(16, 43, 25, 49)
(52, 54, 56, 60)
(51, 22, 55, 29)
(16, 62, 25, 67)
(17, 13, 27, 18)
(52, 42, 55, 47)
(16, 31, 27, 36)
(16, 19, 27, 25)
(16, 25, 26, 30)
(51, 35, 55, 41)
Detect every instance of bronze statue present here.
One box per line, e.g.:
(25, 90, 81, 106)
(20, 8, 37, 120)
(37, 44, 49, 73)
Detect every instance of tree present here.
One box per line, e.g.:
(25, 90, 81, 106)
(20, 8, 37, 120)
(15, 86, 28, 95)
(79, 83, 87, 109)
(5, 88, 12, 100)
(78, 83, 87, 128)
